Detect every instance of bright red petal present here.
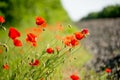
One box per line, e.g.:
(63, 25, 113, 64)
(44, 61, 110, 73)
(9, 27, 20, 39)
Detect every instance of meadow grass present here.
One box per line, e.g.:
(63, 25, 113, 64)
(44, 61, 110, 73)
(0, 23, 109, 80)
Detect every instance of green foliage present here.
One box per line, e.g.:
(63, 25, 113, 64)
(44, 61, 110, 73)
(81, 5, 120, 20)
(0, 0, 70, 27)
(0, 16, 90, 79)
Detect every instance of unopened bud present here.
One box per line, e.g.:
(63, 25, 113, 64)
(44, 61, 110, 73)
(1, 26, 6, 31)
(3, 44, 9, 52)
(68, 24, 72, 28)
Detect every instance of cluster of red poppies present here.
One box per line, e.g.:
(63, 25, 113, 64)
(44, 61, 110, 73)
(1, 16, 88, 76)
(9, 27, 22, 47)
(1, 16, 112, 80)
(29, 59, 40, 66)
(0, 16, 46, 69)
(63, 29, 89, 47)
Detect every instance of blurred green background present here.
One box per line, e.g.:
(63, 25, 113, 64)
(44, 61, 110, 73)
(1, 0, 120, 26)
(0, 0, 71, 27)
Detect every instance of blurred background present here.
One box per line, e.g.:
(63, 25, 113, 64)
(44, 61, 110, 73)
(0, 0, 120, 25)
(0, 0, 120, 79)
(0, 0, 71, 27)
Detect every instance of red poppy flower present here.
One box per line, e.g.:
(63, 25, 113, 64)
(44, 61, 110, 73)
(32, 42, 37, 47)
(63, 35, 79, 47)
(3, 64, 9, 70)
(63, 35, 74, 46)
(105, 68, 111, 73)
(74, 32, 84, 40)
(26, 33, 37, 47)
(81, 28, 89, 35)
(70, 74, 80, 80)
(56, 23, 64, 31)
(0, 16, 5, 23)
(46, 48, 54, 54)
(29, 59, 40, 66)
(36, 17, 45, 25)
(71, 38, 79, 47)
(26, 33, 37, 43)
(56, 46, 61, 52)
(9, 27, 20, 39)
(13, 39, 22, 47)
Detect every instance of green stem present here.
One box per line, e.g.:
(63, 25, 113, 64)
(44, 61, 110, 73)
(5, 38, 10, 44)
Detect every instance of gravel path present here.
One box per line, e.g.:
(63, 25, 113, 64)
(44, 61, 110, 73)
(76, 18, 120, 79)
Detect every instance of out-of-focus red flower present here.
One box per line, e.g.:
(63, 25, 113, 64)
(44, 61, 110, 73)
(13, 39, 22, 47)
(46, 48, 54, 54)
(25, 27, 42, 37)
(70, 74, 79, 80)
(71, 38, 79, 47)
(63, 35, 79, 47)
(26, 33, 37, 42)
(29, 59, 40, 66)
(63, 35, 74, 46)
(74, 32, 84, 40)
(32, 42, 37, 47)
(36, 17, 45, 26)
(56, 23, 64, 31)
(105, 68, 111, 73)
(3, 64, 9, 70)
(56, 46, 61, 52)
(70, 74, 80, 80)
(26, 33, 37, 47)
(0, 16, 5, 23)
(81, 28, 89, 35)
(9, 27, 20, 39)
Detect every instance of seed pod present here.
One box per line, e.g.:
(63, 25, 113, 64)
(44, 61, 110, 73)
(67, 24, 72, 28)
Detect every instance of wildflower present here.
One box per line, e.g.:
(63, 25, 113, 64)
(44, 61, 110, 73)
(26, 33, 37, 47)
(32, 27, 42, 36)
(3, 64, 9, 70)
(29, 59, 40, 66)
(25, 27, 42, 37)
(71, 38, 79, 47)
(9, 27, 20, 39)
(63, 35, 74, 46)
(32, 42, 37, 47)
(105, 68, 111, 73)
(70, 74, 80, 80)
(36, 17, 45, 26)
(63, 35, 79, 47)
(74, 32, 84, 40)
(26, 33, 37, 42)
(13, 39, 22, 47)
(56, 46, 61, 52)
(81, 28, 89, 35)
(46, 47, 54, 54)
(56, 23, 64, 31)
(0, 16, 5, 23)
